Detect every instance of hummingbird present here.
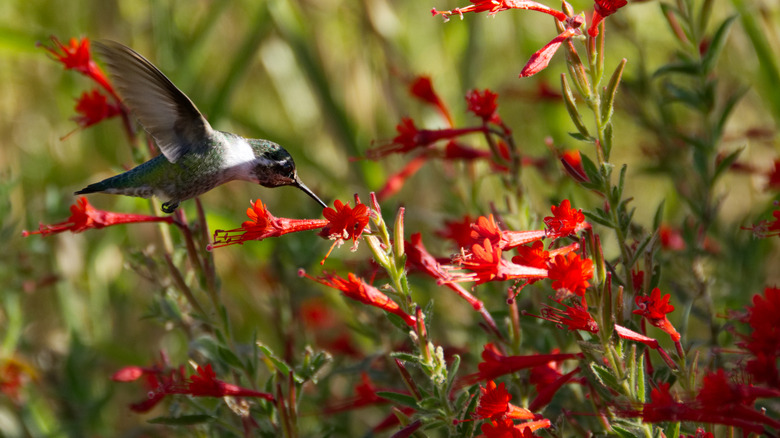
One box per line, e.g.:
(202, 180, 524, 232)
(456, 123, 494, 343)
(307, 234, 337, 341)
(75, 40, 327, 213)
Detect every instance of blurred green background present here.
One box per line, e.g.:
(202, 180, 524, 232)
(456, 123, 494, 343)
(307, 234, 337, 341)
(1, 0, 779, 436)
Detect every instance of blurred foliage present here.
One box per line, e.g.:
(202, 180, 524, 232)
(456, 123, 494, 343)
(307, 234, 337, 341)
(1, 0, 779, 436)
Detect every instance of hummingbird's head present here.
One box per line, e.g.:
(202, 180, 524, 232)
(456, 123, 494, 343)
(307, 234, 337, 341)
(253, 146, 328, 209)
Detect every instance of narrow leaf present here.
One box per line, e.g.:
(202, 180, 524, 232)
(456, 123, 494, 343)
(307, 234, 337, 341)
(375, 391, 420, 409)
(701, 15, 737, 74)
(561, 74, 591, 138)
(601, 59, 627, 125)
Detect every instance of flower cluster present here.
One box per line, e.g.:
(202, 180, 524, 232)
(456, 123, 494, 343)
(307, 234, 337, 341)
(40, 36, 130, 137)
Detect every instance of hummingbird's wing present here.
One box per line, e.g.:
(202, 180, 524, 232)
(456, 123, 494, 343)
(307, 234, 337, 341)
(94, 40, 213, 163)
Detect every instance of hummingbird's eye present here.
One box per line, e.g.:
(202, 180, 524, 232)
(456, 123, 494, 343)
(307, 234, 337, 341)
(280, 159, 295, 178)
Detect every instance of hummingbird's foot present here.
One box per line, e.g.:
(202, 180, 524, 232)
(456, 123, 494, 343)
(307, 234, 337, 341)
(161, 201, 179, 214)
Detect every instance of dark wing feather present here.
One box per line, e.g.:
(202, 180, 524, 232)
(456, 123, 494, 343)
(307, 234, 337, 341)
(94, 40, 212, 163)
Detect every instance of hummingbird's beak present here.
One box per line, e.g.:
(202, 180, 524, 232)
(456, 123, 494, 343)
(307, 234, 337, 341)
(293, 177, 328, 209)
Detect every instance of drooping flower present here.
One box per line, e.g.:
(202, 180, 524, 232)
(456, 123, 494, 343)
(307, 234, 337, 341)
(209, 199, 327, 249)
(299, 270, 416, 326)
(614, 324, 677, 369)
(366, 117, 485, 159)
(460, 343, 581, 386)
(410, 76, 453, 127)
(23, 197, 175, 237)
(72, 89, 122, 129)
(432, 0, 567, 22)
(560, 150, 590, 183)
(446, 238, 549, 285)
(588, 0, 629, 37)
(633, 288, 681, 342)
(547, 252, 594, 302)
(376, 155, 428, 200)
(519, 17, 584, 77)
(543, 199, 589, 239)
(39, 36, 119, 100)
(528, 367, 581, 412)
(466, 89, 501, 125)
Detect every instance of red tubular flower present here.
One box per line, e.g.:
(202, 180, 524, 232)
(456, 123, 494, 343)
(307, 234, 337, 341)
(470, 215, 547, 250)
(72, 89, 122, 129)
(300, 270, 416, 326)
(740, 286, 780, 385)
(614, 324, 677, 369)
(588, 0, 629, 37)
(410, 76, 453, 127)
(476, 381, 535, 421)
(547, 252, 594, 303)
(478, 417, 551, 437)
(529, 367, 580, 412)
(317, 198, 371, 262)
(40, 36, 119, 100)
(534, 302, 600, 333)
(377, 155, 427, 201)
(520, 25, 580, 77)
(438, 215, 477, 249)
(209, 199, 327, 249)
(560, 150, 590, 183)
(765, 159, 780, 191)
(181, 364, 274, 400)
(114, 362, 273, 412)
(620, 376, 780, 433)
(466, 89, 501, 125)
(543, 199, 589, 239)
(432, 0, 567, 21)
(633, 288, 681, 342)
(323, 373, 389, 414)
(460, 343, 581, 386)
(447, 238, 549, 285)
(742, 209, 780, 239)
(659, 224, 686, 249)
(366, 117, 485, 159)
(0, 357, 35, 403)
(23, 197, 175, 237)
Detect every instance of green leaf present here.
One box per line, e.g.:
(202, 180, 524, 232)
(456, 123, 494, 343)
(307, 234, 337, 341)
(715, 87, 749, 140)
(218, 346, 243, 369)
(258, 345, 292, 376)
(591, 363, 620, 391)
(701, 15, 737, 74)
(612, 424, 641, 438)
(148, 415, 215, 425)
(583, 211, 615, 228)
(390, 352, 421, 364)
(561, 74, 591, 139)
(568, 132, 593, 142)
(652, 200, 666, 230)
(445, 354, 461, 396)
(713, 147, 743, 182)
(601, 59, 627, 126)
(653, 61, 700, 77)
(375, 391, 420, 409)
